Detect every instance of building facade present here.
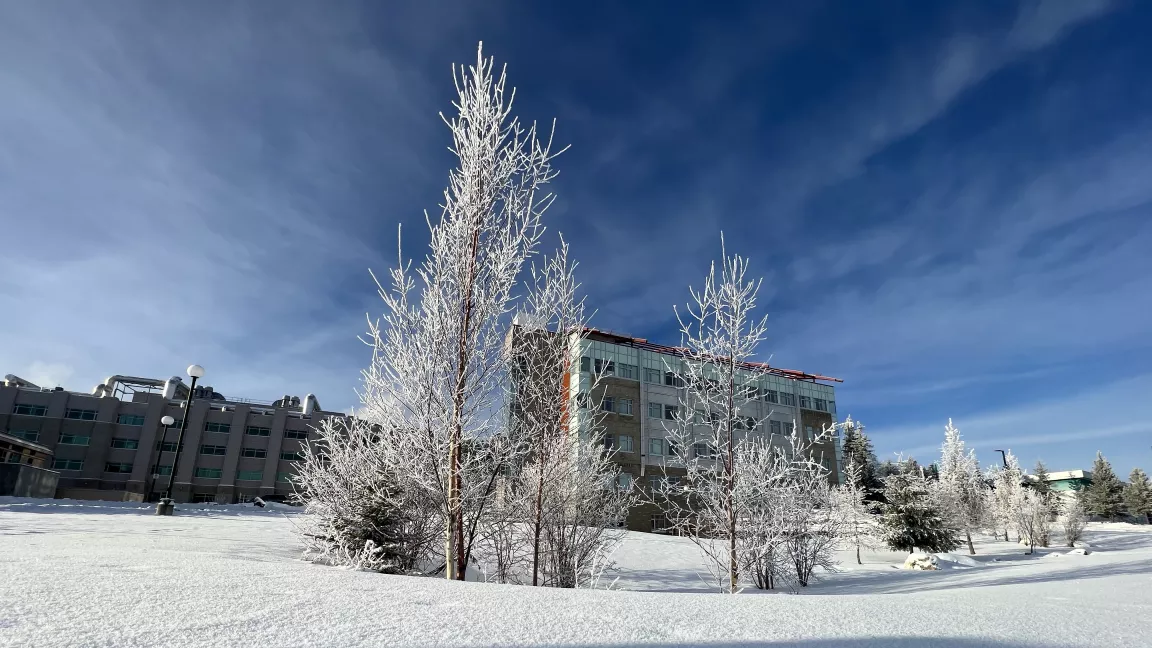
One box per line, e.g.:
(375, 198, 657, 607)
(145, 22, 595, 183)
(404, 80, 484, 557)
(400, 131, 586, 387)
(564, 329, 843, 532)
(0, 373, 344, 504)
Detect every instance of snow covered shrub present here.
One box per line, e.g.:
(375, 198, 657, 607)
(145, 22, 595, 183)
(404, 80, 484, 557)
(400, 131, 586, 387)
(1060, 498, 1087, 547)
(292, 418, 438, 573)
(902, 554, 939, 570)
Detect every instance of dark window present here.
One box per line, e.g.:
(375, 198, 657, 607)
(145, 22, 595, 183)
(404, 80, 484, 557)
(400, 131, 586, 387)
(151, 465, 172, 476)
(65, 408, 98, 421)
(580, 356, 591, 373)
(6, 429, 39, 442)
(104, 462, 133, 474)
(191, 493, 217, 503)
(601, 397, 615, 413)
(155, 441, 184, 452)
(663, 404, 678, 420)
(110, 438, 139, 450)
(770, 420, 782, 435)
(814, 398, 827, 412)
(241, 448, 267, 459)
(594, 358, 615, 375)
(117, 414, 146, 426)
(284, 429, 309, 440)
(280, 451, 303, 461)
(779, 392, 795, 407)
(204, 422, 231, 434)
(664, 372, 684, 388)
(245, 426, 271, 437)
(12, 404, 47, 417)
(237, 470, 263, 481)
(199, 445, 227, 456)
(59, 434, 91, 446)
(52, 459, 83, 471)
(799, 396, 812, 409)
(195, 467, 223, 479)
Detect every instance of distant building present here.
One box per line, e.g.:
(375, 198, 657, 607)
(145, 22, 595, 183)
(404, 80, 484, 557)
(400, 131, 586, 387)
(1, 373, 345, 504)
(512, 325, 844, 532)
(1025, 469, 1093, 502)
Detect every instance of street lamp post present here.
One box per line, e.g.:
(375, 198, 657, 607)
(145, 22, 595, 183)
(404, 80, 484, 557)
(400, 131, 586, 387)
(146, 415, 175, 503)
(994, 449, 1009, 468)
(156, 364, 205, 516)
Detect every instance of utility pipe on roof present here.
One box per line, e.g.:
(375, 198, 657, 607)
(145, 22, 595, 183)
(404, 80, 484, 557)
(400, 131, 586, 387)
(3, 374, 40, 389)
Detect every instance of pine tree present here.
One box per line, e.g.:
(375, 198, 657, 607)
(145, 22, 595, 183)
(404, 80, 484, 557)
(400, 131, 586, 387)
(840, 417, 882, 497)
(1080, 452, 1125, 520)
(880, 461, 961, 554)
(1123, 468, 1151, 524)
(1029, 461, 1056, 546)
(934, 420, 988, 555)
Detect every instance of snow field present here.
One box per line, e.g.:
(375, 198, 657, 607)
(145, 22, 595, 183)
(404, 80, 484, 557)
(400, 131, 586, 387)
(2, 498, 1151, 647)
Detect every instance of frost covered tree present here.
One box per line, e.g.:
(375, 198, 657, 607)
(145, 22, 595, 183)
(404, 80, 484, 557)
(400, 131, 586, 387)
(1029, 461, 1058, 546)
(1080, 452, 1124, 521)
(840, 417, 882, 499)
(293, 418, 440, 573)
(834, 459, 880, 564)
(656, 235, 769, 594)
(987, 451, 1024, 542)
(1059, 498, 1087, 547)
(880, 460, 960, 554)
(501, 242, 634, 588)
(1123, 468, 1151, 524)
(356, 42, 564, 580)
(1015, 489, 1052, 555)
(933, 419, 988, 554)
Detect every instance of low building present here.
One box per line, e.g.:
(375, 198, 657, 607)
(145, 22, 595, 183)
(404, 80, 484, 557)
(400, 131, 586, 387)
(0, 373, 344, 504)
(1025, 469, 1093, 503)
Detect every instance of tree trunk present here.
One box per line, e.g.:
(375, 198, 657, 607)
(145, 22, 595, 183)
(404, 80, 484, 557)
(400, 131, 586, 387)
(532, 465, 545, 586)
(966, 530, 974, 555)
(856, 543, 861, 565)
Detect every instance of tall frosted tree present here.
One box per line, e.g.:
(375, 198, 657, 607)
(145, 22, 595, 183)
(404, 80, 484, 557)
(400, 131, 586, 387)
(1080, 452, 1124, 521)
(1123, 468, 1151, 524)
(834, 459, 881, 564)
(1029, 461, 1057, 546)
(987, 451, 1024, 542)
(357, 42, 564, 580)
(880, 460, 961, 554)
(933, 419, 987, 555)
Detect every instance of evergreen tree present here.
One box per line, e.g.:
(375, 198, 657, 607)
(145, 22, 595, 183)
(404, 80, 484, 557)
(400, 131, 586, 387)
(1029, 461, 1056, 546)
(880, 461, 961, 554)
(840, 417, 882, 496)
(1123, 468, 1151, 524)
(1080, 452, 1125, 520)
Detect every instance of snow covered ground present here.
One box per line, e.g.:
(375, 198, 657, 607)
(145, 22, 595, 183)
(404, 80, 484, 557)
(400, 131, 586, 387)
(2, 497, 1151, 647)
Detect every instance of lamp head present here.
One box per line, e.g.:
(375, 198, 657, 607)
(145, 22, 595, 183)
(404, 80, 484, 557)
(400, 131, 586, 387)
(160, 415, 175, 426)
(187, 364, 205, 379)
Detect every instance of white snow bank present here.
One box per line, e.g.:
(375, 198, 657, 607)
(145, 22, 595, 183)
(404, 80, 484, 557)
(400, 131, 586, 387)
(902, 553, 938, 570)
(933, 552, 982, 568)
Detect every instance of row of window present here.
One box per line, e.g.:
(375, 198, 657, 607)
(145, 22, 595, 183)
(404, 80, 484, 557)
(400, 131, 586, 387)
(6, 431, 307, 450)
(51, 460, 296, 484)
(603, 434, 723, 460)
(599, 397, 633, 416)
(575, 361, 835, 413)
(9, 406, 315, 437)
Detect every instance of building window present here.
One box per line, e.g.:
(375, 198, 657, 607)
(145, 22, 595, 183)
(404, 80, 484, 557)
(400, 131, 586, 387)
(577, 393, 589, 409)
(110, 438, 139, 450)
(104, 462, 133, 474)
(199, 445, 227, 456)
(764, 390, 779, 404)
(617, 435, 634, 453)
(151, 464, 172, 476)
(694, 442, 718, 459)
(770, 420, 782, 435)
(237, 470, 263, 481)
(115, 414, 146, 426)
(240, 448, 267, 459)
(276, 471, 293, 482)
(649, 438, 664, 456)
(779, 392, 795, 406)
(663, 404, 678, 420)
(617, 473, 633, 490)
(204, 422, 231, 434)
(284, 430, 309, 440)
(52, 459, 83, 471)
(580, 356, 591, 373)
(594, 358, 615, 375)
(664, 372, 684, 388)
(647, 402, 663, 419)
(245, 426, 271, 437)
(651, 514, 670, 532)
(155, 441, 183, 452)
(814, 398, 827, 412)
(828, 400, 836, 414)
(617, 363, 638, 380)
(782, 422, 794, 435)
(799, 396, 812, 409)
(601, 396, 615, 413)
(667, 439, 681, 457)
(64, 408, 98, 421)
(59, 434, 91, 446)
(195, 467, 223, 479)
(644, 368, 662, 384)
(192, 493, 217, 503)
(12, 404, 47, 417)
(616, 398, 633, 416)
(805, 425, 815, 440)
(6, 430, 39, 442)
(280, 451, 303, 461)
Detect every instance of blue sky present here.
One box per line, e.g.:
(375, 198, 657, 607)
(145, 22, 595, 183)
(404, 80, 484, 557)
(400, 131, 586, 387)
(2, 1, 1150, 478)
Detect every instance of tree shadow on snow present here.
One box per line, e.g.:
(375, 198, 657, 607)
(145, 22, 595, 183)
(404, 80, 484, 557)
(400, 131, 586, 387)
(514, 637, 1058, 648)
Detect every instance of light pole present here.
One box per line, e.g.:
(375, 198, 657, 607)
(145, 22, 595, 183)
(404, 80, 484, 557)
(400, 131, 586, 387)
(994, 449, 1009, 468)
(147, 415, 175, 503)
(156, 364, 204, 516)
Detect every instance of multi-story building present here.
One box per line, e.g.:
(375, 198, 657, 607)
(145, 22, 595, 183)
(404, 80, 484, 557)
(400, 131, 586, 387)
(555, 328, 843, 532)
(0, 373, 344, 504)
